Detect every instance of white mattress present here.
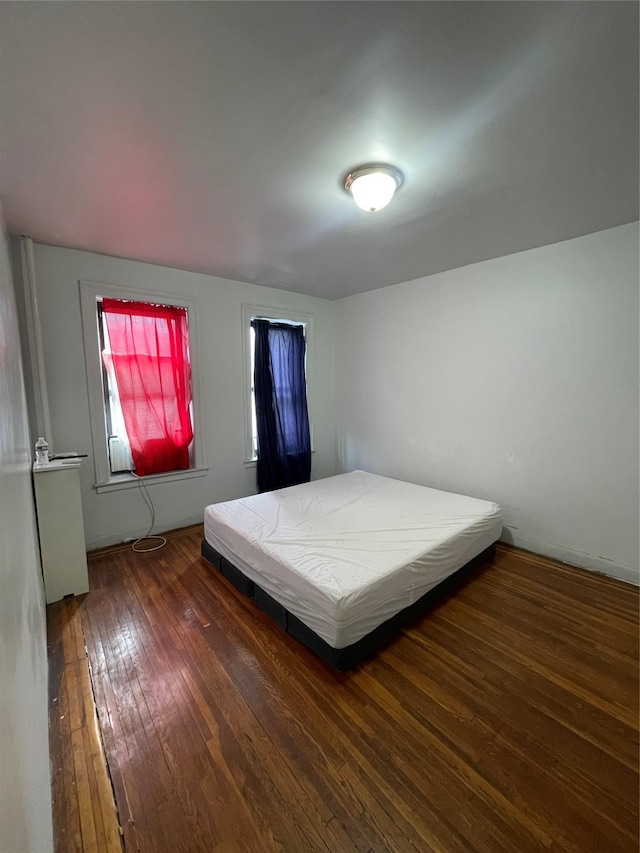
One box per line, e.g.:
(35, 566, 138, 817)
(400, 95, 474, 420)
(204, 470, 502, 648)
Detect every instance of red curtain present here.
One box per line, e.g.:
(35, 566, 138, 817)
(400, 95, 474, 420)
(102, 299, 194, 476)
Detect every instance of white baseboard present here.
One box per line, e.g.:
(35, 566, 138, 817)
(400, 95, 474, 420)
(501, 529, 639, 586)
(86, 514, 204, 552)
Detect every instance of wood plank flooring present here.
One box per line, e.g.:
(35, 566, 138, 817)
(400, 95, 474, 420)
(48, 526, 639, 852)
(47, 597, 123, 853)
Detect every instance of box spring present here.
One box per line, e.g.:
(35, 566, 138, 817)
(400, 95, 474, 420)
(200, 537, 494, 670)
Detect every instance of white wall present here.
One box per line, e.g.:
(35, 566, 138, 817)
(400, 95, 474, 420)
(29, 243, 336, 549)
(335, 223, 639, 583)
(0, 219, 53, 849)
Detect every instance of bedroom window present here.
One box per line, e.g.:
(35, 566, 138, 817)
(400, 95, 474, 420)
(252, 317, 311, 492)
(80, 281, 207, 492)
(242, 304, 313, 466)
(99, 298, 194, 477)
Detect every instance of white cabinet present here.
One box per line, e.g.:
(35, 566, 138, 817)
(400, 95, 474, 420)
(33, 459, 89, 604)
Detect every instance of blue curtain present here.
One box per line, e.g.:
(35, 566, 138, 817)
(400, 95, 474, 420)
(253, 319, 311, 492)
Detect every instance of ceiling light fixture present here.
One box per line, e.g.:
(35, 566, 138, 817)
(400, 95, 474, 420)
(343, 163, 404, 212)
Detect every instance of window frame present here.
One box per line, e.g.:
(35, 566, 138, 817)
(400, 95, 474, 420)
(80, 280, 207, 492)
(97, 301, 136, 475)
(241, 303, 314, 466)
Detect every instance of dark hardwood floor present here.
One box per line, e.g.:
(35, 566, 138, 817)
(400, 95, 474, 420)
(48, 526, 639, 852)
(48, 596, 123, 852)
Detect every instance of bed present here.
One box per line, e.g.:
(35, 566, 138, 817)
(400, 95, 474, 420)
(201, 470, 503, 670)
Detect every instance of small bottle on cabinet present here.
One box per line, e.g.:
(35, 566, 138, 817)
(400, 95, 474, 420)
(35, 437, 49, 467)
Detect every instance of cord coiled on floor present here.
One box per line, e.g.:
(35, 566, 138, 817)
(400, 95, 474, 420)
(129, 473, 167, 553)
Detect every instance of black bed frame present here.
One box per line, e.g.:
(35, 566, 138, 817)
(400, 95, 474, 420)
(200, 538, 495, 671)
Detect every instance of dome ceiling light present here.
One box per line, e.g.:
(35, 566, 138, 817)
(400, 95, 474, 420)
(343, 163, 404, 212)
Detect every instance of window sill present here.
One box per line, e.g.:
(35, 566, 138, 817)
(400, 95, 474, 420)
(94, 466, 208, 494)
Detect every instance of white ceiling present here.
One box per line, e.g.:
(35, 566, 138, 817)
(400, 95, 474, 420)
(0, 2, 637, 300)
